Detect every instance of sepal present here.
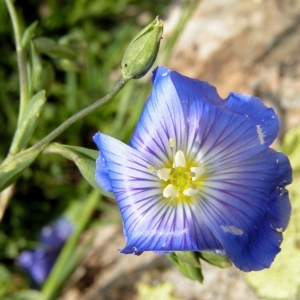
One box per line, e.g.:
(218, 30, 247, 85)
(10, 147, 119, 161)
(198, 251, 232, 268)
(167, 251, 231, 283)
(167, 252, 204, 283)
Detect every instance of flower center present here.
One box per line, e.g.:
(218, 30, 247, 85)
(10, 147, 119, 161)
(150, 149, 205, 204)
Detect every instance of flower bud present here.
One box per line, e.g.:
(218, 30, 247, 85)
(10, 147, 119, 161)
(121, 16, 164, 79)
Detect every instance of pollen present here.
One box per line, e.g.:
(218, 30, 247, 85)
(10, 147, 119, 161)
(156, 149, 206, 204)
(169, 137, 175, 148)
(148, 165, 155, 172)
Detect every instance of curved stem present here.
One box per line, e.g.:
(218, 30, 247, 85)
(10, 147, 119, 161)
(32, 77, 129, 151)
(5, 0, 29, 123)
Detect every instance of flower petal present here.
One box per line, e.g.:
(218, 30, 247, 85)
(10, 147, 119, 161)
(197, 148, 292, 271)
(224, 92, 280, 147)
(129, 66, 223, 166)
(94, 133, 114, 192)
(131, 66, 279, 169)
(17, 217, 73, 285)
(121, 200, 224, 255)
(129, 67, 185, 167)
(17, 249, 58, 285)
(185, 99, 265, 167)
(94, 132, 224, 253)
(38, 217, 73, 250)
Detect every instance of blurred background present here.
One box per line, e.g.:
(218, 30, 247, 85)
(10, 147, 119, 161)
(0, 0, 300, 299)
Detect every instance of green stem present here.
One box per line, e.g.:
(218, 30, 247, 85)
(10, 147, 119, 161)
(41, 190, 100, 300)
(5, 0, 29, 123)
(32, 77, 129, 151)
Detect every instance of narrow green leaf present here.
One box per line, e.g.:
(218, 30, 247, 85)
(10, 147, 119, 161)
(0, 148, 40, 192)
(43, 143, 113, 198)
(2, 290, 41, 300)
(10, 90, 46, 154)
(41, 190, 100, 300)
(62, 144, 98, 160)
(21, 20, 39, 49)
(33, 37, 76, 60)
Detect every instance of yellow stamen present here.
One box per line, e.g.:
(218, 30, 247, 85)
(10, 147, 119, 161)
(156, 148, 206, 205)
(157, 168, 171, 181)
(174, 150, 186, 168)
(163, 184, 178, 198)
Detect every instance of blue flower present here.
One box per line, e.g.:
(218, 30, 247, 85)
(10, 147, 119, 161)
(93, 66, 292, 272)
(17, 217, 73, 286)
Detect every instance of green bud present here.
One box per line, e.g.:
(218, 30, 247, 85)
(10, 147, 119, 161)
(121, 16, 164, 79)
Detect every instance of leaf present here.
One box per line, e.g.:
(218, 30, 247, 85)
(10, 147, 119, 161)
(61, 144, 98, 160)
(41, 190, 100, 300)
(167, 252, 204, 283)
(2, 290, 41, 300)
(44, 143, 113, 198)
(10, 90, 46, 154)
(33, 37, 76, 60)
(30, 46, 55, 92)
(0, 148, 40, 192)
(21, 20, 39, 49)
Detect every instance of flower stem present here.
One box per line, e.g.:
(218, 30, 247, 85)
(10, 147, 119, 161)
(5, 0, 29, 124)
(32, 77, 129, 151)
